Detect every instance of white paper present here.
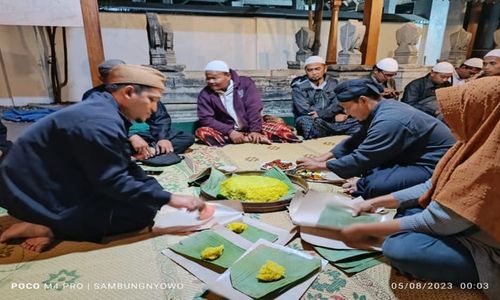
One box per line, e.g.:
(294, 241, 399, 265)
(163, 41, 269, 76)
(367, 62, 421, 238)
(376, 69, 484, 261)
(289, 191, 394, 250)
(153, 203, 243, 233)
(204, 239, 327, 300)
(320, 171, 343, 181)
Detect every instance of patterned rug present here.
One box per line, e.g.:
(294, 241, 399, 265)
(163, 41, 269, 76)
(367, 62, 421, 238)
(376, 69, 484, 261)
(0, 137, 486, 299)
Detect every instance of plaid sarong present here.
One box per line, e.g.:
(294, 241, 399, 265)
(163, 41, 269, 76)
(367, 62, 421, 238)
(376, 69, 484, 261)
(195, 122, 301, 146)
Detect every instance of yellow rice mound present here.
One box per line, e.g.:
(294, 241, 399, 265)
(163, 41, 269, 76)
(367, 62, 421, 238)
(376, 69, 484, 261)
(256, 260, 285, 282)
(201, 245, 224, 261)
(220, 176, 289, 202)
(226, 222, 248, 233)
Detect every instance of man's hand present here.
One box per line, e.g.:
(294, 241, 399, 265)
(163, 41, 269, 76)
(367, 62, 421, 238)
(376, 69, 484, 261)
(228, 130, 246, 144)
(296, 157, 327, 171)
(0, 150, 3, 158)
(335, 114, 348, 122)
(129, 135, 155, 159)
(352, 200, 377, 216)
(308, 111, 319, 119)
(340, 224, 379, 245)
(156, 139, 174, 154)
(168, 194, 206, 212)
(381, 88, 399, 98)
(247, 132, 271, 144)
(342, 178, 359, 195)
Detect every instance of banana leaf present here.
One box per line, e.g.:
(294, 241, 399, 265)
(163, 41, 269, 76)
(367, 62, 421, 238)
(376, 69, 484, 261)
(200, 168, 227, 198)
(314, 246, 383, 273)
(317, 204, 380, 229)
(169, 230, 245, 270)
(337, 257, 385, 274)
(231, 223, 278, 243)
(314, 246, 380, 262)
(230, 245, 321, 299)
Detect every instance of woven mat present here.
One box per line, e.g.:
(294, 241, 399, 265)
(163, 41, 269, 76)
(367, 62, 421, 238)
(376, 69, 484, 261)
(0, 137, 485, 299)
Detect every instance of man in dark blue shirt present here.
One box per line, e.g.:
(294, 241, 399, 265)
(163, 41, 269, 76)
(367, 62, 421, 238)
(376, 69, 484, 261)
(83, 59, 194, 161)
(297, 78, 455, 199)
(0, 64, 205, 252)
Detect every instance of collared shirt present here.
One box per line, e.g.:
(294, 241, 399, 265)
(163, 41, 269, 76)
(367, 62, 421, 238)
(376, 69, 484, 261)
(327, 99, 455, 179)
(0, 92, 171, 241)
(218, 80, 240, 129)
(309, 80, 327, 90)
(451, 69, 466, 86)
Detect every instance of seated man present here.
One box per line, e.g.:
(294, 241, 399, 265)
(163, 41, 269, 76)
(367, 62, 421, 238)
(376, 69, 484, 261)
(196, 60, 299, 146)
(297, 78, 455, 199)
(483, 49, 500, 77)
(0, 65, 205, 252)
(369, 57, 400, 99)
(0, 119, 12, 161)
(292, 56, 360, 139)
(451, 58, 483, 86)
(83, 59, 194, 160)
(401, 62, 453, 119)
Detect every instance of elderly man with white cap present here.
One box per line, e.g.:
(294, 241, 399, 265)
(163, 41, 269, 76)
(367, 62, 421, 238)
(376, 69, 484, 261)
(291, 55, 360, 139)
(369, 57, 400, 99)
(483, 49, 500, 77)
(451, 58, 483, 86)
(401, 61, 454, 119)
(196, 60, 299, 146)
(0, 64, 206, 252)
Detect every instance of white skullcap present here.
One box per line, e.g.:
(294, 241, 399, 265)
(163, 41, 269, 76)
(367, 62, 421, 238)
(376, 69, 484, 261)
(304, 56, 325, 67)
(463, 58, 483, 69)
(375, 57, 399, 72)
(432, 62, 454, 74)
(204, 60, 229, 72)
(484, 49, 500, 58)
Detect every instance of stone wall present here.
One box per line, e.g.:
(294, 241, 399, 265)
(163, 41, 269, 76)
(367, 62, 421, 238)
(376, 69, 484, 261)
(163, 67, 430, 122)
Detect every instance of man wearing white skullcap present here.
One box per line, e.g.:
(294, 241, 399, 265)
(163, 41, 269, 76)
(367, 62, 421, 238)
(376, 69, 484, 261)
(401, 62, 453, 119)
(196, 60, 300, 146)
(291, 55, 360, 139)
(451, 58, 483, 86)
(370, 57, 400, 99)
(483, 49, 500, 76)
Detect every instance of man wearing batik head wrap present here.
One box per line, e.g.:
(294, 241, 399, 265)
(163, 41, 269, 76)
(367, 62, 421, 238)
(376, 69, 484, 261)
(297, 78, 455, 199)
(0, 65, 206, 252)
(339, 77, 500, 298)
(82, 59, 194, 162)
(196, 60, 300, 146)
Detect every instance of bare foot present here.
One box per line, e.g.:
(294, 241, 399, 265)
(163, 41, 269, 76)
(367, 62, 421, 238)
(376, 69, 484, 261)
(342, 178, 359, 195)
(0, 222, 54, 252)
(21, 237, 53, 252)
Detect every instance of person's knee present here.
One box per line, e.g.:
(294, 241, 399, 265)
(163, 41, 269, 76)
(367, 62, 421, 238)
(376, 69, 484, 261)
(382, 232, 416, 263)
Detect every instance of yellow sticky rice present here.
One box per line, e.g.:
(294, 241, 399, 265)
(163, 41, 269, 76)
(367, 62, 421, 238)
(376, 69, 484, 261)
(256, 260, 285, 282)
(201, 245, 224, 261)
(226, 222, 248, 233)
(220, 176, 289, 202)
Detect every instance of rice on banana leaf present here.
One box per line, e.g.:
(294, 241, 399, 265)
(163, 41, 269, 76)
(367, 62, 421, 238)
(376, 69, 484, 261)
(220, 176, 288, 202)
